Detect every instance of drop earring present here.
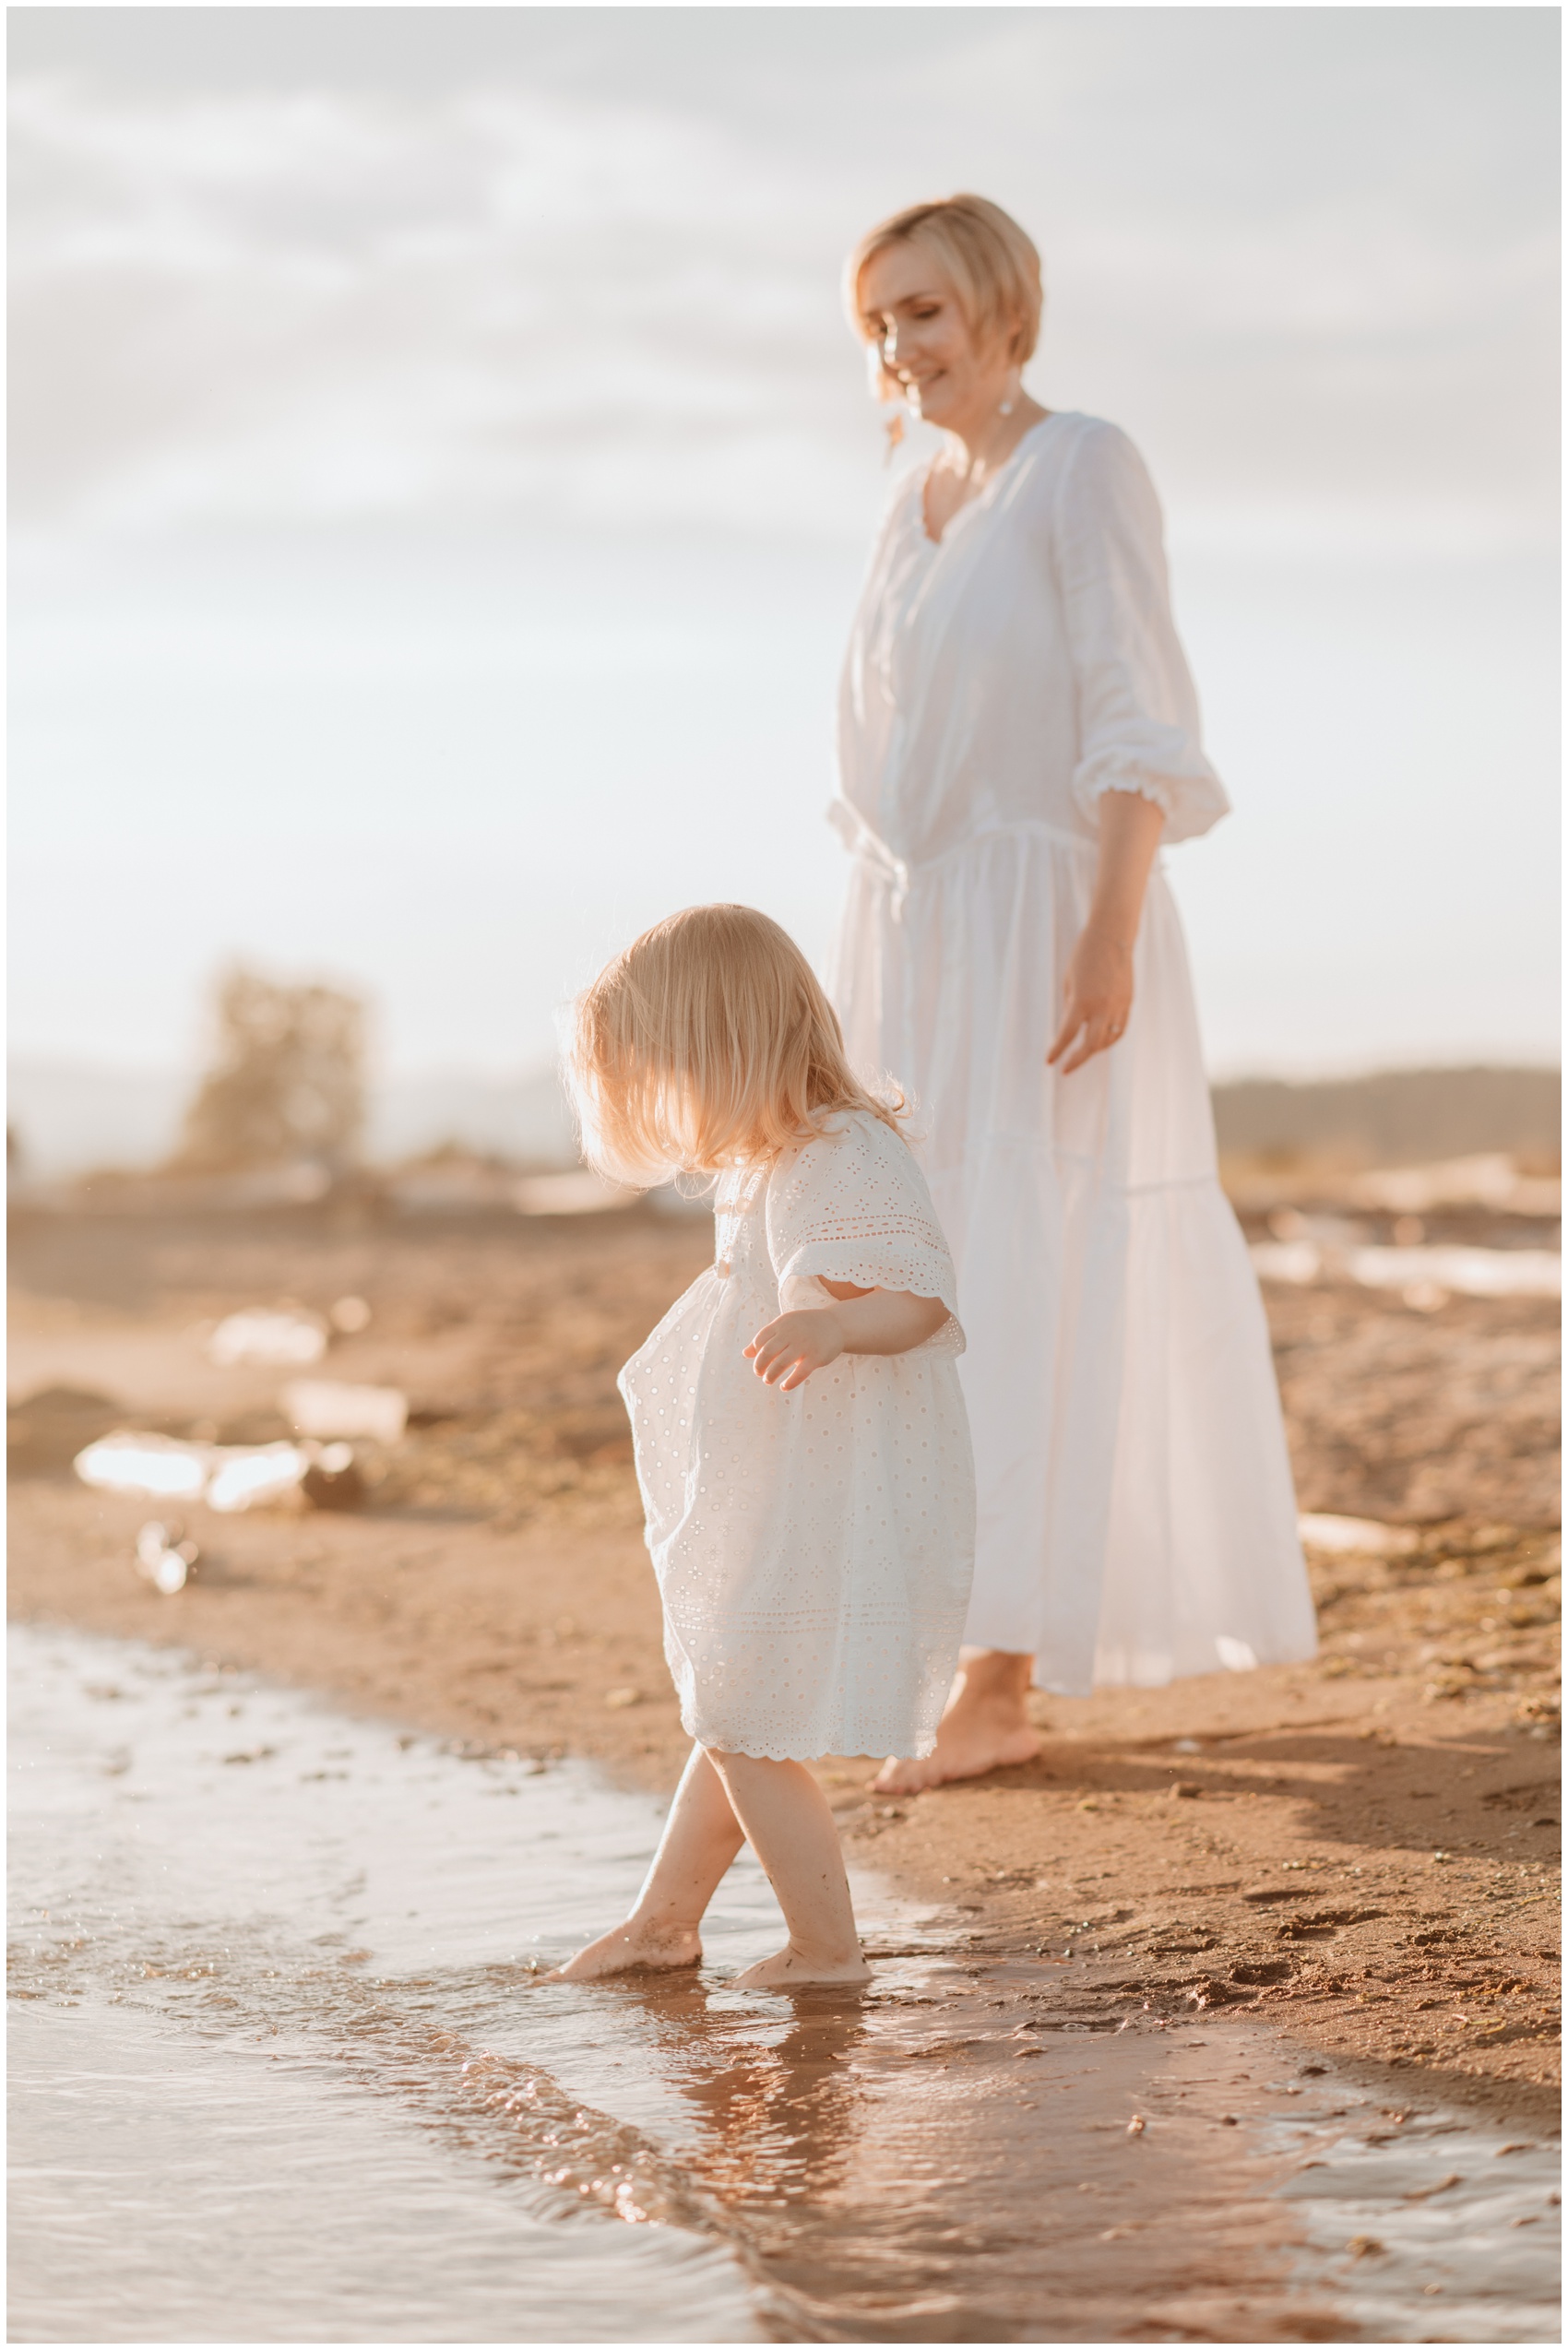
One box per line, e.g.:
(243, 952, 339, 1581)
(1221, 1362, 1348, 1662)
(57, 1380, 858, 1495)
(998, 367, 1022, 420)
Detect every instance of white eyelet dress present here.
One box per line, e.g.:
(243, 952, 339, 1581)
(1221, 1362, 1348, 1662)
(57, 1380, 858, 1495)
(617, 1110, 977, 1762)
(829, 411, 1317, 1695)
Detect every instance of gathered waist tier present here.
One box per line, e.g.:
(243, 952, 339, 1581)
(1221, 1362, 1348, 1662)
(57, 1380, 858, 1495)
(827, 803, 1099, 920)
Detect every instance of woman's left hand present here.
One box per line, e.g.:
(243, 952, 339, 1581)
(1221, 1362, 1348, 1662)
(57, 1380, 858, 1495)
(1047, 920, 1134, 1074)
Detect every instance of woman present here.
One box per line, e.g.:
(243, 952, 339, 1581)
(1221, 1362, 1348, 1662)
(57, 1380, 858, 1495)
(829, 195, 1316, 1794)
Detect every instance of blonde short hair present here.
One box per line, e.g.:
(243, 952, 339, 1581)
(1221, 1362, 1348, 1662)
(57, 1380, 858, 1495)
(565, 904, 901, 1184)
(846, 193, 1043, 398)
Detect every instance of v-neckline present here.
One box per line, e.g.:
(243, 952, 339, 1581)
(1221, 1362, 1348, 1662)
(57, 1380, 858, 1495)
(919, 412, 1060, 549)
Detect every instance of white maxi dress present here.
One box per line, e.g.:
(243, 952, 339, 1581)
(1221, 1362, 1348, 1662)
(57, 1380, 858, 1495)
(618, 1110, 977, 1760)
(827, 410, 1316, 1695)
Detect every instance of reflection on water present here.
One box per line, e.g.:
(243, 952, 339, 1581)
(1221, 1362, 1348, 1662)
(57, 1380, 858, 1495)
(8, 1622, 767, 2344)
(9, 1625, 1560, 2343)
(11, 2001, 751, 2344)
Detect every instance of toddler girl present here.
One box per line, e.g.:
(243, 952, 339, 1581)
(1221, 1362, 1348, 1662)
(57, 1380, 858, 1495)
(553, 904, 975, 1988)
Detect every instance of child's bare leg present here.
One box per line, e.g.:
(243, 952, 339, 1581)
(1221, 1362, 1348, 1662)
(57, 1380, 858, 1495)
(707, 1750, 870, 1989)
(549, 1744, 744, 1980)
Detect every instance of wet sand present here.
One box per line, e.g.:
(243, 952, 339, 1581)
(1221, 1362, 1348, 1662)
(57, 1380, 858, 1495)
(18, 1619, 1558, 2344)
(8, 1194, 1561, 2133)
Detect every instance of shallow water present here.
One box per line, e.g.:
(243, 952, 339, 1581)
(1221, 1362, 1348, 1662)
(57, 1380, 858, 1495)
(9, 1624, 1560, 2342)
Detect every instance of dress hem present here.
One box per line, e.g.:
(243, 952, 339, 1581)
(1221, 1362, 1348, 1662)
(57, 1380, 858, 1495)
(681, 1716, 935, 1762)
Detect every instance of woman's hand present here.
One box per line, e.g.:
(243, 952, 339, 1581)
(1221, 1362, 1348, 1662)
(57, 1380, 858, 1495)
(1047, 920, 1134, 1074)
(745, 1309, 846, 1391)
(1048, 789, 1165, 1074)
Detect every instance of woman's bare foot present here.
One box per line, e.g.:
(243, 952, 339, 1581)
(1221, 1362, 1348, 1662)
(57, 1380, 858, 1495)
(547, 1919, 702, 1981)
(873, 1650, 1041, 1794)
(732, 1941, 871, 1990)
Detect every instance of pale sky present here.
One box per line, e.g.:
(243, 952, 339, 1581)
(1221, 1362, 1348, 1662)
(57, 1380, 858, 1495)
(9, 6, 1561, 1082)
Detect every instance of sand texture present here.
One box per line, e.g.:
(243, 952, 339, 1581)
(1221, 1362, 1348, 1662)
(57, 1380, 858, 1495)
(9, 1193, 1561, 2127)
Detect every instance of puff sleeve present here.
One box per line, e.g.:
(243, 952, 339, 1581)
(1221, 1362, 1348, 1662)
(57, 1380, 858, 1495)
(1056, 420, 1230, 845)
(765, 1112, 964, 1356)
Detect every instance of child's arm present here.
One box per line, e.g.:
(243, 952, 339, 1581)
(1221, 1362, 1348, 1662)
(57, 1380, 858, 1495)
(745, 1280, 949, 1392)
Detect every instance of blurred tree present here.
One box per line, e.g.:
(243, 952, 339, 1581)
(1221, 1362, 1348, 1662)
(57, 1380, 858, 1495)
(173, 969, 365, 1173)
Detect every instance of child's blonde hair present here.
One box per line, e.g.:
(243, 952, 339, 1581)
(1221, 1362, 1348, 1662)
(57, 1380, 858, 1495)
(566, 904, 901, 1183)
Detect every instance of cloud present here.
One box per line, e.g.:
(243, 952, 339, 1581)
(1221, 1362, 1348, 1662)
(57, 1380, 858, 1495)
(8, 12, 1559, 552)
(11, 69, 873, 535)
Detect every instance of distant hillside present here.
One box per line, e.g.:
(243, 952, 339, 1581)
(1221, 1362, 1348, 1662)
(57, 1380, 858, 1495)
(8, 1061, 577, 1179)
(366, 1068, 576, 1167)
(1212, 1065, 1561, 1167)
(6, 1063, 190, 1181)
(10, 1059, 1560, 1180)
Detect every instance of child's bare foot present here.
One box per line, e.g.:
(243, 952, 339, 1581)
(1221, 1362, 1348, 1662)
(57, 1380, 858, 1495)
(731, 1942, 871, 1989)
(547, 1919, 702, 1981)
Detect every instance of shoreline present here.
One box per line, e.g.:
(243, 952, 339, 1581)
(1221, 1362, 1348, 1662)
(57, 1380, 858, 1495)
(9, 1196, 1560, 2133)
(12, 1479, 1560, 2134)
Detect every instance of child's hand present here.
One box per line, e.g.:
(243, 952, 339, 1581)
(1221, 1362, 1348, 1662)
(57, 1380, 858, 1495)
(744, 1308, 845, 1392)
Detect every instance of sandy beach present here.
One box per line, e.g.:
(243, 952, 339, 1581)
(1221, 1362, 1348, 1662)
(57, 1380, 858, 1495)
(9, 1188, 1561, 2132)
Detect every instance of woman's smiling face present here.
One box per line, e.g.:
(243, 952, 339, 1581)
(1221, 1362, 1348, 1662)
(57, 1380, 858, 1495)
(858, 239, 1009, 432)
